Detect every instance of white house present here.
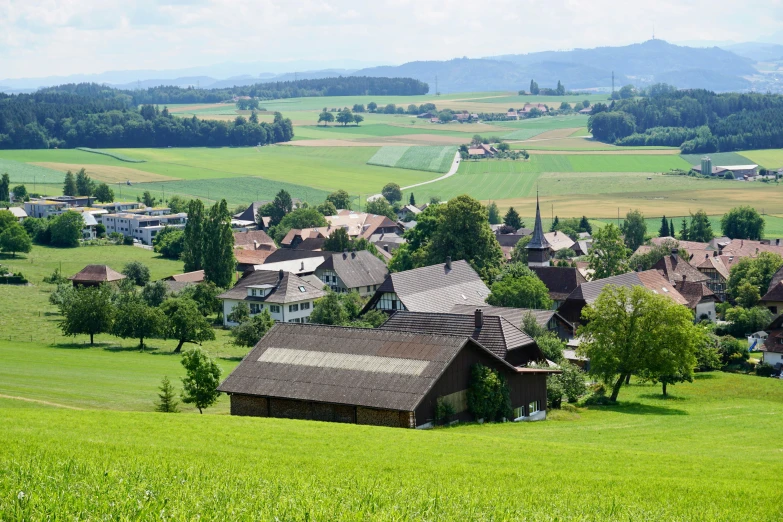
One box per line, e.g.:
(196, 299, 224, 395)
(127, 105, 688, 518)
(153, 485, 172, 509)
(313, 251, 389, 297)
(101, 211, 187, 245)
(5, 207, 27, 222)
(218, 269, 327, 326)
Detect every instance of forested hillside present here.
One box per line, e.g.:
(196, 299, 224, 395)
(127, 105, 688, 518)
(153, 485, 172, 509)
(44, 76, 429, 105)
(0, 90, 293, 149)
(588, 86, 783, 153)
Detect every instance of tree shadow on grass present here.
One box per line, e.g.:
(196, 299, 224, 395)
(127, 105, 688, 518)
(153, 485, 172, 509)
(220, 355, 244, 362)
(50, 342, 98, 350)
(638, 393, 688, 402)
(694, 373, 717, 380)
(591, 401, 688, 416)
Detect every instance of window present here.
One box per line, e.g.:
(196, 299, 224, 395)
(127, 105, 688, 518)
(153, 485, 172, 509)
(366, 286, 371, 293)
(250, 303, 262, 314)
(301, 302, 310, 310)
(528, 401, 539, 415)
(513, 406, 524, 419)
(270, 305, 280, 314)
(377, 293, 401, 311)
(289, 304, 299, 312)
(298, 286, 307, 293)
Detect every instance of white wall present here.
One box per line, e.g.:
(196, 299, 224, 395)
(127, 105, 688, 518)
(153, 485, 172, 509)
(762, 352, 783, 367)
(695, 301, 716, 322)
(222, 298, 315, 326)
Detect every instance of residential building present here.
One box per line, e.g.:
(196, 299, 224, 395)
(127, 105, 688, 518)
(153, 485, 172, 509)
(761, 315, 783, 368)
(233, 202, 270, 230)
(282, 211, 399, 249)
(101, 212, 187, 245)
(235, 248, 277, 273)
(530, 267, 587, 309)
(557, 270, 689, 325)
(362, 258, 490, 314)
(5, 207, 27, 222)
(218, 323, 556, 428)
(165, 270, 205, 283)
(256, 249, 331, 276)
(218, 269, 326, 326)
(379, 309, 544, 367)
(94, 202, 144, 213)
(544, 231, 577, 253)
(653, 250, 709, 284)
(761, 266, 783, 315)
(370, 231, 405, 255)
(69, 265, 126, 287)
(24, 196, 94, 218)
(314, 251, 388, 296)
(674, 279, 718, 320)
(449, 304, 575, 341)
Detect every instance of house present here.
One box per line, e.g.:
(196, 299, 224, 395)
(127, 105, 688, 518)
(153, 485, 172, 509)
(572, 240, 592, 257)
(163, 270, 205, 293)
(417, 111, 435, 119)
(217, 323, 556, 428)
(235, 249, 277, 272)
(24, 196, 94, 218)
(760, 266, 783, 315)
(748, 331, 768, 352)
(283, 211, 400, 248)
(449, 304, 575, 341)
(397, 204, 421, 221)
(362, 258, 490, 314)
(530, 267, 587, 309)
(761, 315, 783, 368)
(101, 211, 187, 245)
(496, 230, 531, 260)
(234, 230, 276, 251)
(5, 207, 27, 222)
(653, 250, 709, 285)
(94, 201, 144, 213)
(218, 269, 326, 326)
(370, 231, 406, 255)
(519, 103, 549, 115)
(280, 228, 325, 249)
(379, 309, 545, 367)
(557, 270, 689, 325)
(233, 202, 270, 230)
(506, 111, 519, 120)
(543, 231, 576, 253)
(578, 107, 592, 115)
(69, 265, 126, 287)
(468, 148, 486, 157)
(314, 251, 389, 296)
(256, 249, 332, 276)
(674, 279, 718, 321)
(694, 254, 733, 301)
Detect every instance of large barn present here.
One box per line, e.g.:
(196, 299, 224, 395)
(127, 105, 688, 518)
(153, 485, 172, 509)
(218, 323, 555, 428)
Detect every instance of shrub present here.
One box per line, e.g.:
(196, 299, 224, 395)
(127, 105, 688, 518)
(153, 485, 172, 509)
(435, 397, 456, 425)
(546, 376, 564, 409)
(122, 261, 151, 286)
(558, 362, 587, 403)
(123, 235, 134, 246)
(756, 363, 775, 377)
(467, 364, 512, 422)
(43, 267, 68, 284)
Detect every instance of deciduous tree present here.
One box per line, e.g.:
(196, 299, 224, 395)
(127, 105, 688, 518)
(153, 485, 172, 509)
(49, 211, 84, 247)
(93, 183, 114, 203)
(326, 189, 351, 210)
(182, 199, 205, 271)
(586, 223, 629, 280)
(381, 183, 402, 204)
(487, 202, 500, 225)
(622, 209, 646, 251)
(180, 347, 222, 414)
(113, 297, 164, 350)
(161, 297, 216, 353)
(122, 261, 151, 286)
(0, 224, 32, 257)
(721, 206, 765, 240)
(202, 199, 235, 289)
(59, 284, 115, 345)
(486, 263, 552, 309)
(230, 309, 275, 347)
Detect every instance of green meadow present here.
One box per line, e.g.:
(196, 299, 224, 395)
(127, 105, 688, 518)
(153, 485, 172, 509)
(1, 346, 782, 520)
(367, 146, 457, 173)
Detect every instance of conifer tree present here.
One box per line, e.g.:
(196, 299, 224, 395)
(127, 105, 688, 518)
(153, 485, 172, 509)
(579, 216, 592, 234)
(679, 218, 689, 241)
(550, 216, 560, 232)
(409, 193, 416, 206)
(503, 207, 523, 230)
(63, 171, 77, 196)
(155, 376, 179, 413)
(670, 219, 675, 238)
(659, 215, 669, 237)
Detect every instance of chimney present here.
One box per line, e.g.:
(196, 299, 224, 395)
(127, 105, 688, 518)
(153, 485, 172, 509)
(682, 274, 687, 282)
(253, 239, 258, 250)
(300, 261, 305, 271)
(713, 251, 717, 257)
(671, 248, 678, 258)
(342, 251, 347, 259)
(474, 308, 484, 329)
(351, 252, 356, 259)
(445, 256, 452, 270)
(278, 269, 284, 282)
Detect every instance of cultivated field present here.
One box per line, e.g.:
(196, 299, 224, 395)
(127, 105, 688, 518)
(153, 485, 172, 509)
(1, 353, 782, 520)
(367, 146, 457, 173)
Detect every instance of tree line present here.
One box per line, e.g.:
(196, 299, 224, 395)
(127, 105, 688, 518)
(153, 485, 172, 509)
(0, 89, 293, 149)
(588, 85, 783, 152)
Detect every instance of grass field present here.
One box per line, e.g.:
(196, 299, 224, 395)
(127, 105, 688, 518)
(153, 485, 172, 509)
(741, 149, 783, 169)
(367, 146, 456, 173)
(680, 152, 754, 166)
(0, 158, 65, 185)
(1, 346, 782, 520)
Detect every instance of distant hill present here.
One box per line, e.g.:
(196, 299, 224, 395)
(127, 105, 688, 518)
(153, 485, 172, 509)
(723, 42, 783, 62)
(356, 40, 757, 93)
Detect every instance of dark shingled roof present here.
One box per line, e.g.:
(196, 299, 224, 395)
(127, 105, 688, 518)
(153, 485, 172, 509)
(764, 266, 783, 296)
(69, 264, 126, 283)
(564, 270, 687, 305)
(762, 315, 783, 354)
(449, 304, 572, 332)
(317, 251, 389, 289)
(218, 323, 474, 411)
(673, 280, 718, 309)
(264, 249, 336, 264)
(653, 253, 708, 284)
(365, 259, 490, 313)
(379, 311, 538, 360)
(218, 270, 326, 304)
(762, 282, 783, 303)
(234, 230, 275, 250)
(530, 266, 586, 301)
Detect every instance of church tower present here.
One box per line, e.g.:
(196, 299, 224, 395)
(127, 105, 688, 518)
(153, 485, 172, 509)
(526, 193, 551, 267)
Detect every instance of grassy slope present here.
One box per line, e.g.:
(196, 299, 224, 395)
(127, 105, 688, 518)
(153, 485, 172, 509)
(1, 366, 782, 519)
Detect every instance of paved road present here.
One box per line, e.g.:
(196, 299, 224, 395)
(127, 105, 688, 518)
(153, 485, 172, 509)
(367, 152, 460, 201)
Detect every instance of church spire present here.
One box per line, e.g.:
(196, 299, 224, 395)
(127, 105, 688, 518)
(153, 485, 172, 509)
(526, 190, 551, 267)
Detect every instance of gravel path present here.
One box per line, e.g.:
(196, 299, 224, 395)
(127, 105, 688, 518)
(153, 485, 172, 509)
(367, 152, 460, 201)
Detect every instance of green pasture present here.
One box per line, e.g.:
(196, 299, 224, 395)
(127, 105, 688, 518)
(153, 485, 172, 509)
(680, 152, 754, 166)
(1, 364, 782, 519)
(367, 146, 456, 173)
(741, 149, 783, 169)
(0, 158, 65, 185)
(464, 93, 610, 105)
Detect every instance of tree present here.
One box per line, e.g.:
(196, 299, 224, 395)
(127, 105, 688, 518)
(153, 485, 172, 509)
(93, 183, 114, 203)
(365, 198, 396, 220)
(11, 184, 27, 201)
(381, 183, 402, 204)
(122, 261, 151, 286)
(231, 310, 275, 347)
(721, 206, 765, 240)
(327, 190, 351, 210)
(622, 209, 647, 251)
(49, 211, 84, 247)
(323, 227, 351, 253)
(578, 285, 699, 401)
(182, 199, 205, 271)
(227, 301, 250, 324)
(727, 252, 783, 301)
(487, 202, 500, 225)
(550, 216, 559, 232)
(317, 111, 334, 125)
(367, 102, 378, 112)
(0, 210, 15, 234)
(529, 79, 539, 95)
(409, 193, 416, 206)
(735, 281, 761, 308)
(155, 376, 179, 413)
(556, 80, 565, 96)
(309, 292, 348, 326)
(63, 171, 77, 197)
(0, 224, 32, 257)
(467, 364, 512, 422)
(678, 217, 689, 241)
(75, 168, 94, 197)
(202, 199, 235, 289)
(316, 200, 337, 216)
(486, 263, 553, 309)
(336, 109, 354, 126)
(670, 219, 675, 239)
(113, 297, 163, 350)
(268, 189, 293, 226)
(689, 210, 714, 242)
(271, 207, 328, 244)
(503, 207, 523, 230)
(161, 297, 216, 353)
(167, 195, 189, 214)
(619, 84, 636, 99)
(0, 173, 9, 201)
(180, 347, 222, 414)
(142, 191, 157, 208)
(557, 361, 587, 402)
(141, 280, 169, 307)
(178, 281, 221, 317)
(59, 285, 115, 345)
(579, 216, 592, 234)
(352, 104, 365, 113)
(535, 332, 566, 363)
(153, 227, 185, 259)
(586, 223, 629, 280)
(659, 215, 670, 237)
(353, 114, 364, 126)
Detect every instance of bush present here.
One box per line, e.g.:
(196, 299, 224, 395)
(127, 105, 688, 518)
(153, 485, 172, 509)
(123, 235, 134, 246)
(435, 397, 456, 425)
(43, 267, 68, 284)
(122, 261, 150, 286)
(558, 362, 587, 403)
(756, 363, 775, 377)
(546, 376, 564, 409)
(467, 364, 512, 422)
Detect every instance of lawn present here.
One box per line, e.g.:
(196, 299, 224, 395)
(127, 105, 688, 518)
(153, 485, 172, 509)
(367, 146, 457, 173)
(1, 364, 782, 519)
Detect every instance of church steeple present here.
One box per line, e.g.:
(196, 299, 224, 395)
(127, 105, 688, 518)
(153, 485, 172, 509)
(526, 191, 551, 267)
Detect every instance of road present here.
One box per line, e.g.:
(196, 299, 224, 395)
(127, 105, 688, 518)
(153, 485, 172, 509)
(367, 152, 460, 201)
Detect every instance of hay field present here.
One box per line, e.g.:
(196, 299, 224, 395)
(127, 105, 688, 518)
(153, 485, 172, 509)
(31, 162, 176, 183)
(740, 149, 783, 169)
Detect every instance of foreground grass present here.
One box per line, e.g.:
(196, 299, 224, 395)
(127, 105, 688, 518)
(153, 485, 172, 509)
(1, 371, 782, 520)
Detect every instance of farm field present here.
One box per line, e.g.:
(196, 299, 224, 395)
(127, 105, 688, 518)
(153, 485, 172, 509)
(1, 358, 782, 519)
(367, 146, 457, 173)
(741, 149, 783, 169)
(680, 152, 755, 166)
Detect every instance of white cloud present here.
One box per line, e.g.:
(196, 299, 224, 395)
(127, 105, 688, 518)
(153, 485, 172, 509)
(0, 0, 781, 78)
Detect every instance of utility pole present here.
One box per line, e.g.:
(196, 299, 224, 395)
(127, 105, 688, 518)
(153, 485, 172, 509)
(612, 71, 615, 95)
(435, 76, 439, 96)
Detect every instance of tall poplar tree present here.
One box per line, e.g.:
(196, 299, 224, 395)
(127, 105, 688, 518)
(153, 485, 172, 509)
(659, 215, 669, 237)
(203, 199, 235, 288)
(63, 171, 77, 197)
(182, 199, 205, 272)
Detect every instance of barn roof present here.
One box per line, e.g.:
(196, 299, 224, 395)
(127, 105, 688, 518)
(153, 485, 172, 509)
(68, 264, 126, 283)
(218, 270, 325, 304)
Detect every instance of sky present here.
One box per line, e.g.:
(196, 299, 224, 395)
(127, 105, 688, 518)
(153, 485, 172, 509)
(1, 0, 782, 79)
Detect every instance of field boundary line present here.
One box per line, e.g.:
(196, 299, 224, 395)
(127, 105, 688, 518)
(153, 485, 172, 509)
(0, 394, 84, 410)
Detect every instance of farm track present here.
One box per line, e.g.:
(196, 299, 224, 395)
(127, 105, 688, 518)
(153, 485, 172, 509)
(0, 394, 83, 410)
